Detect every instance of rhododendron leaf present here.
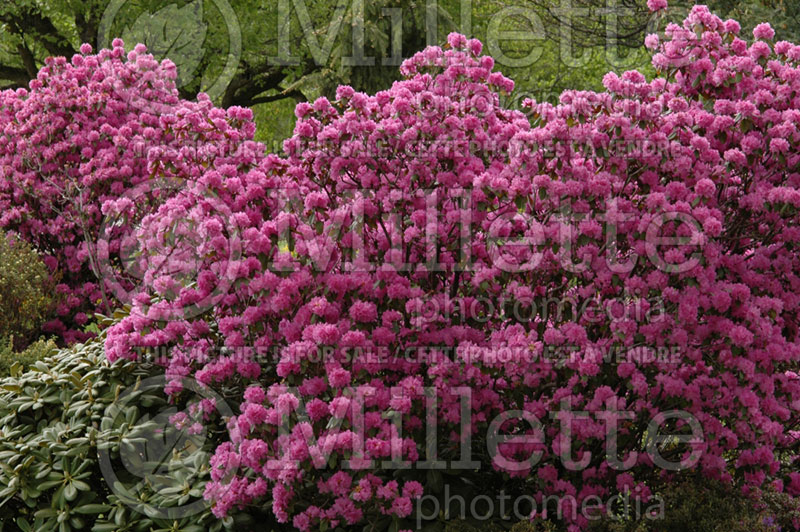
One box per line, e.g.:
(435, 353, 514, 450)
(64, 482, 77, 501)
(34, 508, 57, 518)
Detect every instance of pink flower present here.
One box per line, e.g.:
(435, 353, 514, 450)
(352, 478, 372, 502)
(753, 23, 775, 41)
(467, 39, 483, 56)
(447, 33, 467, 49)
(770, 138, 790, 153)
(293, 513, 311, 531)
(349, 301, 377, 323)
(306, 398, 329, 421)
(244, 386, 266, 404)
(402, 481, 424, 499)
(391, 496, 413, 517)
(328, 367, 351, 388)
(729, 325, 754, 347)
(326, 471, 352, 496)
(274, 394, 300, 416)
(724, 19, 741, 34)
(694, 178, 715, 197)
(788, 473, 800, 496)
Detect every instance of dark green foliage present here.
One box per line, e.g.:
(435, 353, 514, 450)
(0, 337, 229, 532)
(0, 232, 57, 349)
(644, 479, 800, 532)
(587, 478, 800, 532)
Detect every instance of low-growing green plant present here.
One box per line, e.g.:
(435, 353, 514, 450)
(0, 337, 58, 378)
(0, 232, 57, 349)
(497, 478, 800, 532)
(588, 477, 800, 532)
(439, 519, 557, 532)
(650, 479, 800, 532)
(0, 333, 244, 532)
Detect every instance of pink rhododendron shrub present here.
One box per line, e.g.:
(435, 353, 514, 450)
(104, 5, 800, 531)
(0, 40, 257, 343)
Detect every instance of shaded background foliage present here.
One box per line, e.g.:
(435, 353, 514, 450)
(5, 0, 799, 150)
(0, 232, 58, 351)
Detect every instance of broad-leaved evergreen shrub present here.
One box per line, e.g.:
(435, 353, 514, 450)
(0, 334, 242, 531)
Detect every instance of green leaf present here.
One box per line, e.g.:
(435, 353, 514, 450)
(71, 480, 90, 492)
(73, 503, 112, 515)
(92, 525, 123, 532)
(34, 508, 58, 518)
(37, 479, 64, 491)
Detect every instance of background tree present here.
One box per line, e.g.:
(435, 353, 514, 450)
(0, 0, 462, 147)
(489, 0, 800, 66)
(0, 1, 457, 103)
(3, 0, 799, 107)
(5, 1, 800, 155)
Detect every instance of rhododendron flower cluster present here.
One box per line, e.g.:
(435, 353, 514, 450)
(101, 9, 800, 528)
(0, 40, 257, 342)
(4, 3, 796, 530)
